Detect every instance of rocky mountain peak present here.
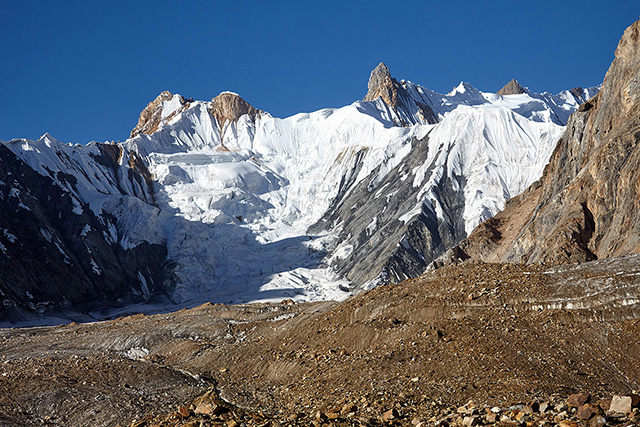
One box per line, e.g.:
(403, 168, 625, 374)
(496, 79, 527, 96)
(362, 62, 438, 125)
(208, 92, 260, 130)
(130, 91, 190, 138)
(364, 62, 399, 105)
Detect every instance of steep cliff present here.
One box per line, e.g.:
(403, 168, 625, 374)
(435, 20, 640, 267)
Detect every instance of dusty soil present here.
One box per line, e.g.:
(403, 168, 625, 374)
(1, 256, 640, 426)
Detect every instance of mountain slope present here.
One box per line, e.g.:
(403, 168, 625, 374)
(434, 19, 640, 267)
(311, 105, 563, 287)
(0, 138, 173, 323)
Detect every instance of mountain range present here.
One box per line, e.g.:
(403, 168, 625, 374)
(0, 57, 600, 324)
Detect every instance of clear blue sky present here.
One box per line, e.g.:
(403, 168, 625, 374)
(1, 1, 638, 144)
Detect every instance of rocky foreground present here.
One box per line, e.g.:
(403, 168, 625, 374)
(132, 389, 640, 426)
(1, 256, 640, 426)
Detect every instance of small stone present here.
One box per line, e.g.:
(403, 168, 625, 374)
(485, 413, 498, 423)
(523, 401, 540, 414)
(610, 395, 633, 414)
(341, 403, 357, 415)
(539, 401, 552, 413)
(514, 411, 527, 421)
(462, 415, 479, 426)
(195, 403, 224, 416)
(631, 393, 640, 407)
(326, 411, 340, 420)
(491, 407, 502, 413)
(589, 415, 607, 427)
(226, 420, 239, 427)
(597, 398, 612, 411)
(315, 411, 328, 421)
(567, 393, 591, 408)
(382, 408, 399, 421)
(178, 406, 190, 417)
(559, 421, 581, 427)
(576, 404, 598, 420)
(194, 403, 213, 415)
(499, 414, 518, 425)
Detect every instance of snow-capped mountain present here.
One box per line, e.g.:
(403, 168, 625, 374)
(0, 63, 600, 322)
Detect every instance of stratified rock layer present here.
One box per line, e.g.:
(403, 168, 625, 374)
(437, 19, 640, 266)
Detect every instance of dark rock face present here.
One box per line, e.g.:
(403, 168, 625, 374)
(436, 19, 640, 267)
(570, 86, 585, 99)
(363, 62, 438, 125)
(310, 133, 467, 289)
(90, 143, 156, 204)
(496, 79, 527, 96)
(0, 144, 173, 323)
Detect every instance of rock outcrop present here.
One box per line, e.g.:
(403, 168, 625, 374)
(435, 19, 640, 267)
(208, 91, 260, 130)
(130, 91, 190, 138)
(496, 79, 527, 95)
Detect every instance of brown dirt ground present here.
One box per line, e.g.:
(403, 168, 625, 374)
(1, 256, 640, 426)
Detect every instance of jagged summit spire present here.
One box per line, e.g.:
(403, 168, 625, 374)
(365, 62, 392, 100)
(364, 62, 399, 105)
(497, 79, 527, 96)
(362, 61, 438, 125)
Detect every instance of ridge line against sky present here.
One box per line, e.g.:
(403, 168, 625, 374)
(1, 0, 638, 145)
